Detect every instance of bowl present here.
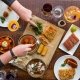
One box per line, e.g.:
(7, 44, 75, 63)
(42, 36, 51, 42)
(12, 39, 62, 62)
(0, 36, 14, 53)
(26, 59, 46, 78)
(64, 6, 80, 23)
(18, 34, 38, 54)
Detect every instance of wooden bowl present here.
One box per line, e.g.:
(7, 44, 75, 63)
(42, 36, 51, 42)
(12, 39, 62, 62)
(26, 58, 46, 78)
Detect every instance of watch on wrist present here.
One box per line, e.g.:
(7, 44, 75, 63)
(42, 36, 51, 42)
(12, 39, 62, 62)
(10, 49, 17, 59)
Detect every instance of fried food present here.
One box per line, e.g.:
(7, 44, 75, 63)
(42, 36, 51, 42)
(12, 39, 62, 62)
(59, 68, 75, 80)
(43, 26, 57, 42)
(37, 44, 48, 56)
(64, 6, 80, 23)
(37, 44, 44, 54)
(41, 46, 48, 56)
(63, 34, 79, 50)
(39, 35, 49, 45)
(39, 26, 57, 45)
(64, 58, 77, 68)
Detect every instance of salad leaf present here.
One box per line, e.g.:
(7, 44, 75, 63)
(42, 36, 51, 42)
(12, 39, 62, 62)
(0, 16, 5, 23)
(61, 63, 66, 67)
(31, 22, 43, 35)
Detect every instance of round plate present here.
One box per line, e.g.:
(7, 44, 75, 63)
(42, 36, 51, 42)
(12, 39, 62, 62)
(64, 6, 79, 23)
(54, 55, 80, 80)
(0, 1, 19, 27)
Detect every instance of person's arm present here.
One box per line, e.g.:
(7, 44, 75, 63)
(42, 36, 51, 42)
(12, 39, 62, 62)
(2, 0, 32, 22)
(0, 44, 33, 66)
(11, 0, 32, 21)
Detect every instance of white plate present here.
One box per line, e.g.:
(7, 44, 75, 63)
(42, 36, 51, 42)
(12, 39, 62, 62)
(59, 24, 80, 55)
(54, 55, 80, 80)
(0, 1, 19, 27)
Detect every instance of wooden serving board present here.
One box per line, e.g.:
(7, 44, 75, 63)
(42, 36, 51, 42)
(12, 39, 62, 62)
(11, 16, 65, 70)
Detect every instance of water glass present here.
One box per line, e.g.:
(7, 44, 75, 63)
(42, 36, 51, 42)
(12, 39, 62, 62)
(51, 6, 64, 21)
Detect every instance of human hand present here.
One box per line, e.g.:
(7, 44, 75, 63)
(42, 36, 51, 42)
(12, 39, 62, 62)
(12, 44, 33, 57)
(10, 0, 32, 22)
(19, 7, 32, 22)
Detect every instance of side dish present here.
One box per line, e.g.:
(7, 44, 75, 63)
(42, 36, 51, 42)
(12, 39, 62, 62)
(63, 34, 79, 50)
(31, 22, 43, 35)
(0, 36, 14, 53)
(59, 58, 78, 80)
(39, 26, 57, 45)
(61, 58, 78, 68)
(18, 34, 37, 54)
(42, 26, 57, 42)
(64, 6, 80, 23)
(8, 20, 20, 32)
(27, 59, 46, 78)
(37, 43, 48, 56)
(59, 68, 75, 80)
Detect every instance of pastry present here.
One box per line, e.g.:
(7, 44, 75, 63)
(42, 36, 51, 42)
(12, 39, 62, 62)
(39, 35, 49, 45)
(37, 44, 44, 54)
(41, 46, 48, 56)
(43, 26, 57, 42)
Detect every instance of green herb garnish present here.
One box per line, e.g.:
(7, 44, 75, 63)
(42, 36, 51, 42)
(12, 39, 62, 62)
(61, 63, 66, 67)
(31, 22, 43, 35)
(0, 16, 5, 23)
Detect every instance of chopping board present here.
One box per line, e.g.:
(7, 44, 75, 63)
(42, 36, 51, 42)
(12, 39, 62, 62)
(11, 16, 65, 70)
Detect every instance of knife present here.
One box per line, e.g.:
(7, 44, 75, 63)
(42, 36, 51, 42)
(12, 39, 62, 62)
(29, 20, 38, 28)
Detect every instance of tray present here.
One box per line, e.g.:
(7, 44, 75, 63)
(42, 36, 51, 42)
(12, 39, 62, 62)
(59, 24, 80, 55)
(10, 16, 65, 71)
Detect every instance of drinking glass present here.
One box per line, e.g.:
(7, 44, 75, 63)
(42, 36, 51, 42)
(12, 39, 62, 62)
(6, 70, 17, 80)
(51, 6, 64, 21)
(0, 70, 6, 80)
(41, 3, 52, 16)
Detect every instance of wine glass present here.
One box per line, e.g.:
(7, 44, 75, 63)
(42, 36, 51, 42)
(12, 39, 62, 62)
(41, 3, 52, 16)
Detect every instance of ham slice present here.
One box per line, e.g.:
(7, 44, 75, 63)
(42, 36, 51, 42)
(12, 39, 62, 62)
(63, 34, 79, 50)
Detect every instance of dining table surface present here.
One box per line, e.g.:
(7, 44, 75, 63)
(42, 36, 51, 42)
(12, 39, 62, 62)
(0, 0, 80, 80)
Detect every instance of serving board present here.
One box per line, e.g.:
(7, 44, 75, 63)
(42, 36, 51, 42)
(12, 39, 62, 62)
(10, 16, 65, 71)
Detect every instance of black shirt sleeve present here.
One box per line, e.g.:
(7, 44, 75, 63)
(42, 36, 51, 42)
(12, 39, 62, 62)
(0, 60, 4, 68)
(2, 0, 15, 6)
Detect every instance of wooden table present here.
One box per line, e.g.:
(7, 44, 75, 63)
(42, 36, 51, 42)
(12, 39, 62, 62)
(0, 0, 80, 80)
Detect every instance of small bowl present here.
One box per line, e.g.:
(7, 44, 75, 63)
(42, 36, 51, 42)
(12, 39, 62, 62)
(26, 59, 46, 78)
(0, 36, 14, 53)
(18, 34, 38, 55)
(58, 20, 66, 27)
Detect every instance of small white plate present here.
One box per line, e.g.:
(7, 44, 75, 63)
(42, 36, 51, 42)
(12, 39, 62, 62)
(59, 24, 80, 55)
(54, 55, 80, 80)
(0, 1, 19, 27)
